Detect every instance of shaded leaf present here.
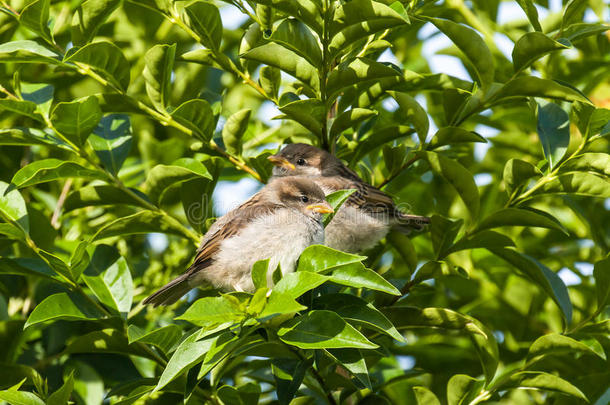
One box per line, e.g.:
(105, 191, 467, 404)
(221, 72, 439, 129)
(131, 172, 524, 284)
(89, 114, 132, 175)
(11, 159, 105, 188)
(143, 44, 176, 113)
(24, 292, 103, 328)
(185, 1, 223, 50)
(50, 96, 102, 146)
(270, 18, 321, 66)
(64, 41, 130, 91)
(64, 185, 149, 211)
(0, 40, 59, 63)
(92, 210, 187, 240)
(171, 99, 215, 141)
(127, 324, 182, 355)
(323, 188, 357, 227)
(145, 158, 212, 205)
(537, 101, 570, 170)
(477, 208, 567, 234)
(512, 32, 569, 73)
(71, 0, 121, 45)
(19, 0, 52, 43)
(0, 181, 29, 234)
(389, 91, 429, 144)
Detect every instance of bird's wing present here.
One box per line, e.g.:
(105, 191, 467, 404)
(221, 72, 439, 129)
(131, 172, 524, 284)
(186, 194, 282, 275)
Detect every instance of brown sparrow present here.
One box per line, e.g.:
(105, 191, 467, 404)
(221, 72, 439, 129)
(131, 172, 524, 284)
(268, 143, 429, 253)
(143, 176, 333, 306)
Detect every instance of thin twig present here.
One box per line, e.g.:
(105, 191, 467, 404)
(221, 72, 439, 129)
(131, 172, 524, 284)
(51, 179, 72, 229)
(388, 279, 415, 306)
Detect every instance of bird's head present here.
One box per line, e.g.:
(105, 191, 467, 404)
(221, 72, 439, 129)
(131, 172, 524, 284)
(268, 143, 343, 178)
(269, 176, 333, 220)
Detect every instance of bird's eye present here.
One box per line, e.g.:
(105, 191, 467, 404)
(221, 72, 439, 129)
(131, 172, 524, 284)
(300, 195, 309, 203)
(296, 158, 306, 166)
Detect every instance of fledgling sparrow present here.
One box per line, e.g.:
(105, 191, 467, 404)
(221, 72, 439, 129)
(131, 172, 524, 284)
(143, 176, 333, 306)
(268, 143, 429, 253)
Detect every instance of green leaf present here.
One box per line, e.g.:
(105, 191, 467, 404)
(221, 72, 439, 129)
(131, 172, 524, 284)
(329, 108, 377, 139)
(447, 230, 515, 254)
(278, 310, 378, 349)
(327, 58, 401, 101)
(532, 172, 610, 198)
(251, 259, 270, 290)
(71, 0, 121, 46)
(20, 82, 54, 116)
(222, 109, 251, 155)
(0, 181, 29, 234)
(259, 291, 307, 318)
(329, 262, 400, 295)
(507, 371, 587, 400)
(250, 0, 322, 35)
(145, 158, 212, 205)
(127, 324, 182, 355)
(11, 159, 105, 188)
(297, 245, 365, 272)
(50, 96, 102, 146)
(155, 330, 220, 392)
(326, 348, 371, 389)
(273, 271, 329, 298)
(271, 357, 312, 405)
(561, 153, 610, 177)
(0, 40, 60, 63)
(447, 374, 483, 405)
(24, 292, 103, 328)
(217, 384, 260, 405)
(477, 208, 567, 234)
(593, 257, 610, 312)
(0, 390, 45, 405)
(171, 99, 215, 141)
(92, 210, 187, 240)
(64, 185, 149, 211)
(537, 101, 570, 170)
(323, 188, 357, 227)
(387, 231, 417, 277)
(562, 0, 588, 30)
(0, 99, 41, 121)
(413, 386, 441, 405)
(278, 98, 324, 136)
(65, 41, 130, 91)
(503, 158, 542, 194)
(430, 18, 494, 90)
(197, 330, 242, 379)
(562, 22, 610, 42)
(89, 114, 132, 175)
(242, 42, 320, 92)
(329, 0, 408, 58)
(512, 32, 569, 73)
(316, 293, 404, 342)
(489, 248, 572, 323)
(429, 127, 486, 149)
(19, 0, 52, 43)
(143, 44, 176, 113)
(527, 333, 603, 362)
(421, 151, 480, 219)
(176, 296, 245, 326)
(64, 329, 154, 359)
(259, 66, 281, 99)
(389, 91, 429, 144)
(270, 18, 322, 67)
(81, 245, 133, 316)
(515, 0, 542, 31)
(493, 76, 591, 104)
(184, 1, 223, 50)
(47, 372, 74, 405)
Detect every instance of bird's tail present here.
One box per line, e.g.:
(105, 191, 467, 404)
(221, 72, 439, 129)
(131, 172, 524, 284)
(393, 213, 430, 234)
(143, 273, 193, 306)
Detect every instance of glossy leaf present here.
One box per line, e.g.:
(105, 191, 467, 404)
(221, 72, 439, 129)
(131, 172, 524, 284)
(561, 153, 610, 177)
(515, 0, 542, 31)
(477, 208, 567, 234)
(176, 296, 245, 326)
(278, 310, 378, 349)
(421, 151, 480, 219)
(326, 348, 371, 389)
(50, 96, 102, 146)
(503, 158, 542, 194)
(127, 324, 182, 355)
(143, 44, 176, 112)
(329, 108, 377, 139)
(512, 32, 569, 72)
(323, 188, 357, 227)
(493, 76, 591, 103)
(527, 333, 603, 361)
(92, 210, 187, 240)
(537, 101, 570, 169)
(19, 0, 52, 43)
(330, 262, 401, 295)
(89, 114, 132, 175)
(430, 18, 494, 90)
(532, 172, 610, 198)
(64, 41, 130, 91)
(47, 373, 74, 405)
(171, 99, 215, 141)
(429, 127, 486, 149)
(447, 374, 483, 405)
(593, 257, 610, 311)
(81, 245, 133, 316)
(389, 91, 429, 144)
(506, 371, 587, 400)
(71, 0, 121, 45)
(0, 40, 59, 63)
(413, 386, 441, 405)
(11, 159, 105, 188)
(327, 58, 401, 101)
(0, 181, 29, 233)
(185, 1, 223, 50)
(297, 244, 365, 272)
(145, 158, 212, 205)
(24, 292, 103, 328)
(222, 109, 251, 156)
(272, 271, 329, 298)
(64, 185, 149, 211)
(490, 248, 572, 323)
(278, 98, 324, 136)
(270, 19, 321, 66)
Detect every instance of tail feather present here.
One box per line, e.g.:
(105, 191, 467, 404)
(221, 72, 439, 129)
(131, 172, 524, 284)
(393, 214, 430, 234)
(143, 274, 193, 307)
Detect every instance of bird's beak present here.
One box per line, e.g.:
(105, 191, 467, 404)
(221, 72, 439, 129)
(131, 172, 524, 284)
(307, 202, 334, 214)
(267, 155, 296, 171)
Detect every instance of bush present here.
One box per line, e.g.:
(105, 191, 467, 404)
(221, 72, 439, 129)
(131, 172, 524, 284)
(0, 0, 609, 404)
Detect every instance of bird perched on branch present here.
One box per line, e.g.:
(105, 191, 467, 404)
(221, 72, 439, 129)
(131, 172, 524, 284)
(143, 177, 333, 306)
(268, 143, 429, 253)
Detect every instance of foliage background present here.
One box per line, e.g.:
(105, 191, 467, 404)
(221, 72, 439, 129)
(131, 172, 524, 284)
(0, 0, 609, 404)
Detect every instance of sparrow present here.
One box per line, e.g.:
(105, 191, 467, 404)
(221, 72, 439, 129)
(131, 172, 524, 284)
(143, 176, 333, 306)
(268, 143, 429, 253)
